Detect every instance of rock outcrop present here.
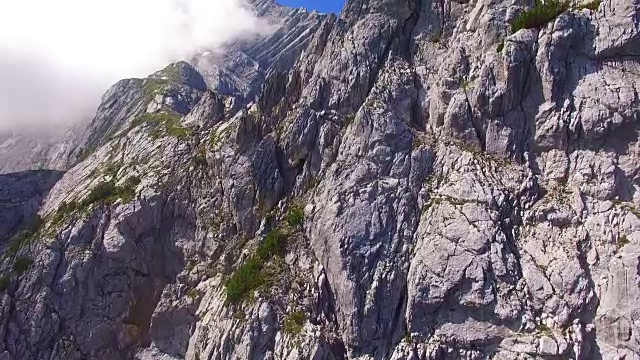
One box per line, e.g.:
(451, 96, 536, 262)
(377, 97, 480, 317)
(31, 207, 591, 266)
(1, 0, 640, 359)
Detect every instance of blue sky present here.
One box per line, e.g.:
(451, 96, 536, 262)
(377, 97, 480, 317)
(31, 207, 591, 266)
(277, 0, 345, 13)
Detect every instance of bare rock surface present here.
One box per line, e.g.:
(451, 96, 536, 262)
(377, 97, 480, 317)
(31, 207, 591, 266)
(2, 0, 640, 359)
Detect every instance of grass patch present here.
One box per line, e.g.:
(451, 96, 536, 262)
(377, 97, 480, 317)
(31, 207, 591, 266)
(617, 234, 630, 253)
(143, 80, 169, 99)
(412, 134, 428, 150)
(209, 130, 220, 149)
(285, 205, 304, 227)
(611, 200, 640, 219)
(131, 113, 189, 141)
(209, 126, 233, 150)
(13, 256, 33, 274)
(143, 65, 182, 99)
(576, 0, 601, 10)
(159, 64, 182, 82)
(629, 206, 640, 219)
(225, 228, 288, 305)
(283, 310, 306, 335)
(537, 323, 553, 336)
(510, 0, 570, 33)
(344, 114, 356, 128)
(0, 274, 10, 292)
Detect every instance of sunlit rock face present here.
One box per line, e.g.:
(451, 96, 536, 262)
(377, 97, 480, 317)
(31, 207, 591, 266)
(2, 0, 640, 359)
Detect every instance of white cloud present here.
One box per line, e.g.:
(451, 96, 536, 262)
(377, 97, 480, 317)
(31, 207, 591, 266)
(0, 0, 267, 130)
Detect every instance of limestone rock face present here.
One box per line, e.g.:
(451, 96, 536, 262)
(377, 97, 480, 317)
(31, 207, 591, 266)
(192, 0, 330, 101)
(2, 0, 640, 359)
(0, 170, 63, 241)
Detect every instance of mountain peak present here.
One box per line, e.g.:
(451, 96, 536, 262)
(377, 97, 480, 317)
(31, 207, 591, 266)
(149, 62, 207, 92)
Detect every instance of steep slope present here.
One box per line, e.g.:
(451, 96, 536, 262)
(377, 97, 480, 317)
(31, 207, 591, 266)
(1, 0, 640, 359)
(193, 0, 329, 100)
(0, 0, 328, 175)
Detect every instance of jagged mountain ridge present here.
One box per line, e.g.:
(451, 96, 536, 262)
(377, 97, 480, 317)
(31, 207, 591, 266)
(193, 0, 329, 99)
(1, 0, 640, 359)
(0, 0, 327, 175)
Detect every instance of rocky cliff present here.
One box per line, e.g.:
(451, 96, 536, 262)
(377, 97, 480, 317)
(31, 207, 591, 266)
(0, 0, 326, 175)
(1, 0, 640, 359)
(193, 0, 328, 100)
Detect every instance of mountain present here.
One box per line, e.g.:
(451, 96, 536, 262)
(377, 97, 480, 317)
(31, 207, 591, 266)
(1, 0, 640, 359)
(193, 0, 328, 100)
(0, 0, 328, 175)
(0, 126, 81, 174)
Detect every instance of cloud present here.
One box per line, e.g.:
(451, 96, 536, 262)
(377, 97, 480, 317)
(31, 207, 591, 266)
(0, 0, 267, 131)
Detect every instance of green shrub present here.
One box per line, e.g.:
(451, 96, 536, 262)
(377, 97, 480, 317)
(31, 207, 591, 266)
(6, 231, 31, 258)
(496, 39, 505, 53)
(225, 256, 265, 304)
(283, 310, 306, 335)
(192, 146, 207, 168)
(510, 0, 570, 33)
(60, 201, 78, 213)
(13, 256, 33, 274)
(403, 331, 411, 343)
(51, 200, 79, 226)
(256, 228, 287, 260)
(225, 228, 289, 304)
(0, 274, 9, 292)
(186, 288, 198, 300)
(80, 177, 141, 208)
(119, 176, 141, 203)
(103, 163, 120, 178)
(82, 182, 118, 207)
(285, 206, 304, 227)
(28, 215, 45, 232)
(5, 216, 44, 258)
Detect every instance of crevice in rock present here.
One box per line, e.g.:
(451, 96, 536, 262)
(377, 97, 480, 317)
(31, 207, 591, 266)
(574, 232, 602, 359)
